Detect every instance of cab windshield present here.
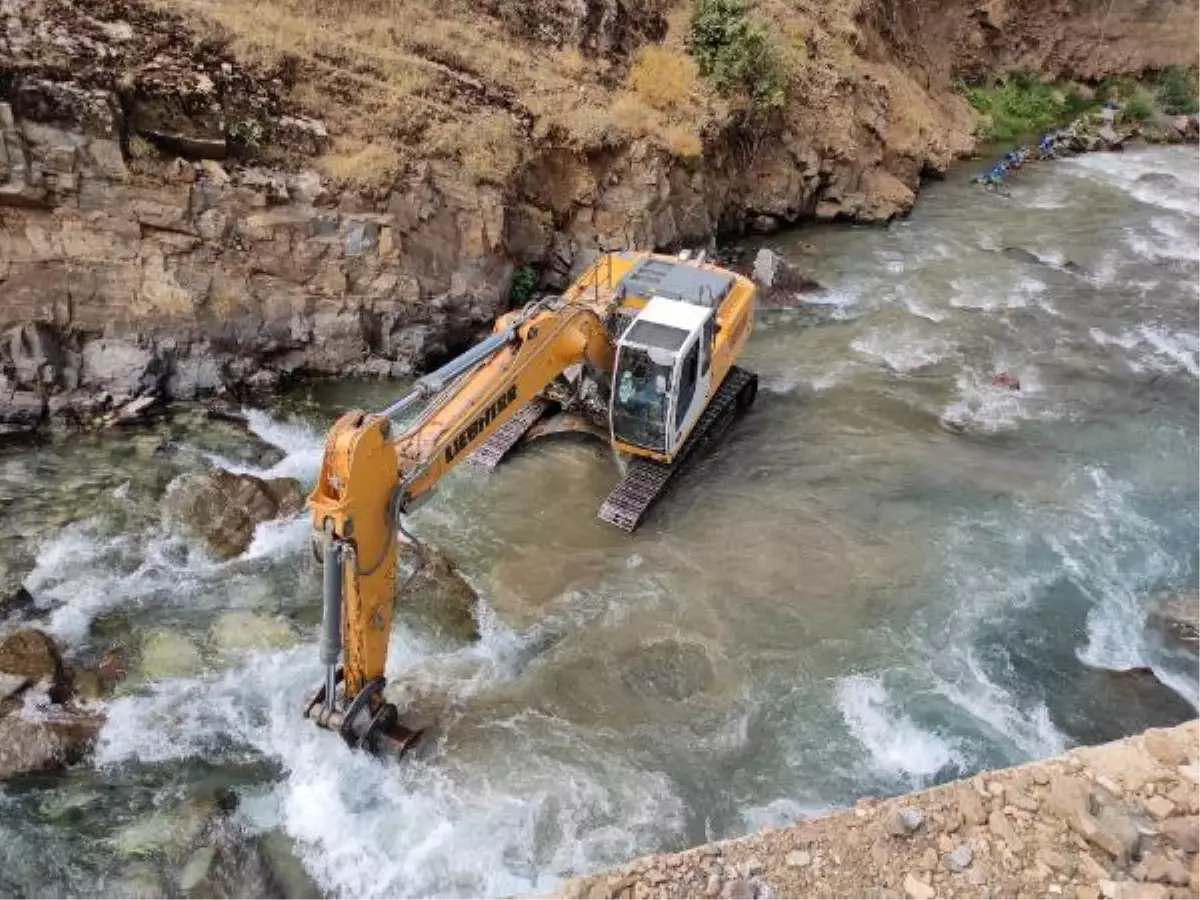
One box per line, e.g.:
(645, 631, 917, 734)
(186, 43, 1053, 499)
(611, 321, 687, 452)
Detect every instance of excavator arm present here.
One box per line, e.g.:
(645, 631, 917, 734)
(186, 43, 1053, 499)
(303, 297, 615, 755)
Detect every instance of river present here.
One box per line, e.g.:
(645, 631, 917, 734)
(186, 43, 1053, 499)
(0, 145, 1196, 898)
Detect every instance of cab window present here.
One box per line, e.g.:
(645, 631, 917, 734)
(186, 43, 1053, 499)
(675, 340, 699, 429)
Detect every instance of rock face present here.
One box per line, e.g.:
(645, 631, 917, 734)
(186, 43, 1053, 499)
(163, 469, 304, 559)
(486, 0, 665, 55)
(554, 720, 1200, 900)
(0, 628, 103, 780)
(0, 0, 506, 434)
(0, 0, 1196, 433)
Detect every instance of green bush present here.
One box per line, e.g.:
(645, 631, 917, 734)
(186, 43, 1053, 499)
(689, 0, 785, 108)
(1118, 91, 1155, 124)
(1156, 65, 1199, 115)
(509, 266, 538, 306)
(227, 118, 263, 153)
(961, 75, 1075, 142)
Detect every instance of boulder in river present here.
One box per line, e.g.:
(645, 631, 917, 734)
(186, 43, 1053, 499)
(0, 628, 104, 780)
(397, 540, 481, 643)
(0, 705, 103, 781)
(751, 248, 824, 307)
(164, 468, 305, 559)
(1146, 591, 1199, 651)
(0, 627, 71, 703)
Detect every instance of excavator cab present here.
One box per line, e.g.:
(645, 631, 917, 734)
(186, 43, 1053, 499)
(610, 297, 712, 459)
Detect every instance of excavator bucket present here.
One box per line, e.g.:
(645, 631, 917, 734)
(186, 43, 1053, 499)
(302, 669, 423, 759)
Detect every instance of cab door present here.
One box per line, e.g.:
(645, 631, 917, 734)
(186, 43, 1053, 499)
(666, 316, 712, 455)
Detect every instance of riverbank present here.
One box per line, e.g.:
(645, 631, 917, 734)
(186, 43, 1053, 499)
(555, 721, 1200, 900)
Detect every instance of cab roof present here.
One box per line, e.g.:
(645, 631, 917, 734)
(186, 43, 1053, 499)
(638, 296, 711, 332)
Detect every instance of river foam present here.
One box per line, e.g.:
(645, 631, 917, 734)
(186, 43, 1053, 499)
(835, 675, 964, 787)
(1062, 149, 1200, 217)
(94, 603, 688, 898)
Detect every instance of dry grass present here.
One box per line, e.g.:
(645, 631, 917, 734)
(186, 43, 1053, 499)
(317, 137, 402, 182)
(158, 0, 878, 183)
(165, 0, 619, 182)
(427, 112, 522, 184)
(664, 124, 703, 158)
(628, 46, 699, 112)
(610, 92, 661, 138)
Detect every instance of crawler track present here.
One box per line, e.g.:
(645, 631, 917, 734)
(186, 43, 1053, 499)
(597, 367, 757, 532)
(466, 398, 552, 470)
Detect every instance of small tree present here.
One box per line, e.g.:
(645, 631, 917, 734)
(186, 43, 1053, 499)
(689, 0, 785, 107)
(509, 266, 538, 306)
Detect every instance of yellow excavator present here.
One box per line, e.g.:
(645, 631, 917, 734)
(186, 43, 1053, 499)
(303, 251, 758, 755)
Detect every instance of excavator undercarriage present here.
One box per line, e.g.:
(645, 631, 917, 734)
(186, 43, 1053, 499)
(468, 365, 758, 530)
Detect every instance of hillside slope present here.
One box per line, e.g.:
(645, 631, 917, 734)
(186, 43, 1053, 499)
(0, 0, 1196, 423)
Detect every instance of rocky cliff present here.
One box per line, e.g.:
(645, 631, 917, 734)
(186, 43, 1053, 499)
(1, 0, 1196, 431)
(556, 720, 1200, 900)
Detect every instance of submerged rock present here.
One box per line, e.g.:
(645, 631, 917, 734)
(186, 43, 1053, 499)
(163, 468, 305, 559)
(139, 630, 204, 680)
(619, 639, 716, 702)
(259, 829, 324, 899)
(113, 794, 220, 858)
(179, 844, 217, 894)
(210, 611, 298, 657)
(1135, 172, 1181, 190)
(0, 585, 37, 623)
(108, 862, 168, 899)
(397, 540, 480, 643)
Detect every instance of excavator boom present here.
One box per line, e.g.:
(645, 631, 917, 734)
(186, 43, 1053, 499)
(304, 297, 616, 753)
